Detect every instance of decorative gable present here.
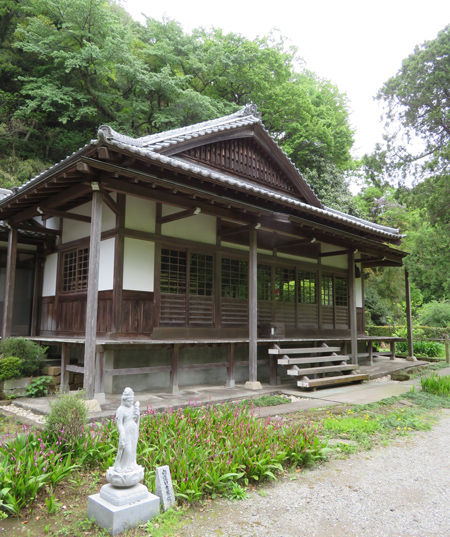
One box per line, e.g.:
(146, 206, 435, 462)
(178, 138, 302, 198)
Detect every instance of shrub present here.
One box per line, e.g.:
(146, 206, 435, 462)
(45, 392, 87, 443)
(0, 356, 22, 381)
(0, 338, 47, 377)
(396, 340, 444, 358)
(25, 376, 54, 398)
(418, 300, 450, 328)
(421, 374, 450, 397)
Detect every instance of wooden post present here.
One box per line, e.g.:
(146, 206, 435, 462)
(245, 228, 261, 389)
(170, 344, 180, 394)
(83, 188, 103, 400)
(348, 251, 358, 365)
(445, 334, 449, 364)
(404, 269, 415, 360)
(60, 342, 70, 393)
(368, 340, 373, 366)
(95, 346, 105, 403)
(112, 194, 125, 334)
(390, 340, 396, 360)
(30, 252, 44, 337)
(226, 343, 235, 388)
(269, 352, 278, 386)
(1, 226, 18, 338)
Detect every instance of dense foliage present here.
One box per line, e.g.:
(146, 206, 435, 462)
(0, 400, 324, 515)
(0, 1, 447, 327)
(0, 0, 355, 209)
(0, 338, 46, 377)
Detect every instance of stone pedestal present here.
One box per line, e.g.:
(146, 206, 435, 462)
(244, 380, 262, 390)
(88, 483, 159, 535)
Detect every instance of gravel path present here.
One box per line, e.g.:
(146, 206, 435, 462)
(179, 410, 450, 537)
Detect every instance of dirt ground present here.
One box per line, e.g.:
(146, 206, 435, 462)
(178, 410, 450, 537)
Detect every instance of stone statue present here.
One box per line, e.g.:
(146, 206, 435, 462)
(106, 387, 144, 487)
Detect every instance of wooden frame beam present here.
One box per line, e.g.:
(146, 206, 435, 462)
(101, 191, 119, 215)
(43, 209, 91, 223)
(159, 207, 201, 225)
(10, 184, 92, 225)
(320, 249, 349, 257)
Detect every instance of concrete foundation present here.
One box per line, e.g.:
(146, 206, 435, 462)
(88, 484, 160, 535)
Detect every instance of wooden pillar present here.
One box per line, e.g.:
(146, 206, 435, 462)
(245, 228, 261, 389)
(348, 251, 358, 364)
(226, 343, 235, 388)
(112, 194, 125, 334)
(83, 188, 103, 399)
(30, 252, 44, 337)
(404, 269, 415, 360)
(2, 226, 18, 339)
(445, 334, 449, 364)
(170, 344, 180, 394)
(95, 346, 105, 403)
(60, 342, 70, 393)
(368, 340, 373, 366)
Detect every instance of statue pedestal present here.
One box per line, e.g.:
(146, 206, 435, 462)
(88, 483, 160, 535)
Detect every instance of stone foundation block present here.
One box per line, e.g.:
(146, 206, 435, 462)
(88, 484, 159, 535)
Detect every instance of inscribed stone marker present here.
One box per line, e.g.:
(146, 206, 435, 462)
(155, 465, 176, 511)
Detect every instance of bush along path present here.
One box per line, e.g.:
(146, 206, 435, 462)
(0, 376, 449, 536)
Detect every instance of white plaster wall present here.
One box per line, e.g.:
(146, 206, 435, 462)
(61, 201, 115, 243)
(42, 253, 58, 296)
(278, 252, 318, 264)
(123, 238, 154, 291)
(45, 216, 60, 231)
(162, 205, 216, 244)
(99, 238, 115, 291)
(320, 243, 348, 269)
(125, 196, 155, 232)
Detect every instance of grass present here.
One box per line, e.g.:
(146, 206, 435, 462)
(421, 374, 450, 396)
(239, 394, 291, 407)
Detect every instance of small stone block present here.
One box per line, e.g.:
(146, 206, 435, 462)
(155, 465, 176, 511)
(244, 381, 263, 391)
(100, 483, 149, 506)
(43, 366, 61, 376)
(84, 399, 102, 413)
(88, 489, 160, 535)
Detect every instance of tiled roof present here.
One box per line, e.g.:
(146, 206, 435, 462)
(0, 105, 401, 241)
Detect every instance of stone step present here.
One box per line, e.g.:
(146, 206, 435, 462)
(287, 364, 357, 376)
(297, 373, 368, 389)
(269, 346, 341, 355)
(277, 355, 350, 365)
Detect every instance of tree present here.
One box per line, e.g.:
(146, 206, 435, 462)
(377, 25, 450, 176)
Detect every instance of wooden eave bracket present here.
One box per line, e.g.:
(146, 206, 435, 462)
(159, 207, 202, 225)
(101, 190, 119, 215)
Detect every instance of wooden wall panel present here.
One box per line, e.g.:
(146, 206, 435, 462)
(335, 306, 349, 329)
(221, 298, 248, 326)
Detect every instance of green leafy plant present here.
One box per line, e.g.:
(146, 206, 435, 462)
(240, 394, 290, 407)
(26, 376, 54, 398)
(45, 491, 61, 514)
(421, 374, 450, 397)
(0, 338, 47, 377)
(45, 392, 87, 443)
(418, 300, 450, 328)
(396, 340, 444, 357)
(0, 356, 22, 380)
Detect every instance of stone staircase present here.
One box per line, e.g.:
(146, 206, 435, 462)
(269, 343, 368, 389)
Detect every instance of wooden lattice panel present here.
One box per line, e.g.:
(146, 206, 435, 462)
(180, 139, 298, 195)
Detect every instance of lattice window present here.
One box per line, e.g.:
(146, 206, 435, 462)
(257, 264, 272, 301)
(274, 267, 296, 302)
(160, 248, 187, 294)
(190, 253, 213, 296)
(221, 258, 248, 299)
(335, 277, 348, 306)
(62, 247, 89, 292)
(298, 271, 317, 304)
(321, 274, 333, 306)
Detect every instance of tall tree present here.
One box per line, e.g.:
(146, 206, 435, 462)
(377, 25, 450, 176)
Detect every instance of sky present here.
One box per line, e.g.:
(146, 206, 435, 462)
(123, 0, 449, 160)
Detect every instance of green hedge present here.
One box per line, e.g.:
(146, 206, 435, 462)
(366, 325, 449, 339)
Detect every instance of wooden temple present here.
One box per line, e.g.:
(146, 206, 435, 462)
(0, 105, 412, 398)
